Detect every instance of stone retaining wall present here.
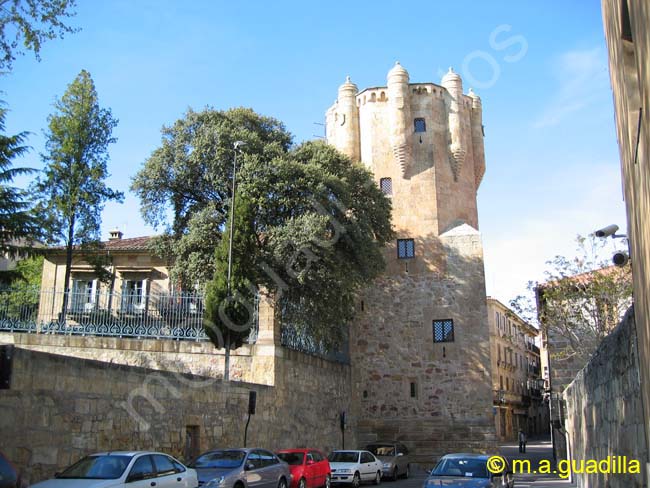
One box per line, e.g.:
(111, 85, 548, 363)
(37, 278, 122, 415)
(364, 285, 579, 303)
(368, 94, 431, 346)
(0, 346, 354, 485)
(563, 307, 647, 488)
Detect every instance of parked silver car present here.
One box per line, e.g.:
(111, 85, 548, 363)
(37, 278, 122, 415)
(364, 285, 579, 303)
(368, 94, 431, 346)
(30, 451, 198, 488)
(364, 443, 410, 481)
(189, 448, 291, 488)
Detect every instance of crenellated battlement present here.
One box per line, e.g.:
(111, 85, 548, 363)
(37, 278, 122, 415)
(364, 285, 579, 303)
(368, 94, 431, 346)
(326, 62, 486, 233)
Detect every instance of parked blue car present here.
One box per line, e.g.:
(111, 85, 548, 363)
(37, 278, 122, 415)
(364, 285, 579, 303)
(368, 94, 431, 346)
(423, 454, 513, 488)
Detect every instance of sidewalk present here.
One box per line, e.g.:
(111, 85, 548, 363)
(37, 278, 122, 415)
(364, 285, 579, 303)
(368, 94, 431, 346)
(500, 438, 577, 487)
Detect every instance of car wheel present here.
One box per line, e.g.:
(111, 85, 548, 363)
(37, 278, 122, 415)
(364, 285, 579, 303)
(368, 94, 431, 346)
(279, 478, 288, 488)
(391, 468, 398, 482)
(324, 474, 331, 488)
(299, 479, 307, 488)
(352, 472, 360, 488)
(374, 471, 381, 485)
(404, 465, 409, 479)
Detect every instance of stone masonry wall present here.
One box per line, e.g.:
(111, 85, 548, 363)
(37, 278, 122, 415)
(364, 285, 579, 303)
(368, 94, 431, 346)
(353, 227, 496, 465)
(0, 291, 280, 386)
(563, 307, 647, 488)
(0, 346, 354, 485)
(0, 332, 271, 385)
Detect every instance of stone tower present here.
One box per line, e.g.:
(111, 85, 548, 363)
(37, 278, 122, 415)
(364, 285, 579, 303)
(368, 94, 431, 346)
(326, 63, 495, 461)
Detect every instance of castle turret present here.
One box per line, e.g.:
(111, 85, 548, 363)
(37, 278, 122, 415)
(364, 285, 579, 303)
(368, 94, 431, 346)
(387, 62, 412, 175)
(469, 88, 485, 189)
(441, 67, 466, 181)
(326, 76, 360, 162)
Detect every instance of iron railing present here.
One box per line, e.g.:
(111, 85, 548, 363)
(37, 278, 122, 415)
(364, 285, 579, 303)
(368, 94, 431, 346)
(0, 287, 259, 343)
(280, 324, 350, 364)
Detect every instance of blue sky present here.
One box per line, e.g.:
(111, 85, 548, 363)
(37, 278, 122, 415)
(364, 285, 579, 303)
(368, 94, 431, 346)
(1, 1, 627, 304)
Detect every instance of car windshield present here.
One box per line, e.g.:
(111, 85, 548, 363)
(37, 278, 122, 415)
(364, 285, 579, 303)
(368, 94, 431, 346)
(56, 455, 132, 479)
(329, 452, 359, 463)
(190, 450, 246, 469)
(431, 458, 489, 479)
(277, 453, 304, 465)
(366, 445, 395, 457)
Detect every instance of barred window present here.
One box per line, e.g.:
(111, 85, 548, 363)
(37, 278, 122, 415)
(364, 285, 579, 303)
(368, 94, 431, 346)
(397, 239, 415, 259)
(433, 319, 454, 343)
(380, 177, 392, 196)
(414, 118, 426, 133)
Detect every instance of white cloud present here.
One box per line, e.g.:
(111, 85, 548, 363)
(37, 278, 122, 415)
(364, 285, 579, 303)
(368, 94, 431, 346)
(483, 161, 627, 304)
(533, 47, 610, 128)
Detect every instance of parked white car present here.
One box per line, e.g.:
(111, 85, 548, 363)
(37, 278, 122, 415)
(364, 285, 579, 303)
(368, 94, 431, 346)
(30, 451, 198, 488)
(328, 451, 382, 487)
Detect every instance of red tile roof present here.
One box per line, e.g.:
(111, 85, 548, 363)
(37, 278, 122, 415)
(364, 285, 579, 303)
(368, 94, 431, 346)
(48, 236, 155, 253)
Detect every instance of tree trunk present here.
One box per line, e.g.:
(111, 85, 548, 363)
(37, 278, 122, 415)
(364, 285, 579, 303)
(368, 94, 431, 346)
(60, 215, 75, 323)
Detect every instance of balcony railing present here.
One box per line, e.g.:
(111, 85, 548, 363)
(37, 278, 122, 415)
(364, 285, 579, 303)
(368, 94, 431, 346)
(0, 287, 259, 343)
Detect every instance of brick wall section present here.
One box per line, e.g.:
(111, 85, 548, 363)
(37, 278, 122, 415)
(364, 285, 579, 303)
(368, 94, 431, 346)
(0, 346, 354, 485)
(563, 307, 647, 488)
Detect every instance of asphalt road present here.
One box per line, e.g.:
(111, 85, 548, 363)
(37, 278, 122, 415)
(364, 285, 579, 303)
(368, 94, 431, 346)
(352, 440, 576, 488)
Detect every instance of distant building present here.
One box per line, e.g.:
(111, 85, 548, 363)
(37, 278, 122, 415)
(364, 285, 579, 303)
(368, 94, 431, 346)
(536, 266, 631, 396)
(37, 230, 173, 323)
(487, 297, 546, 441)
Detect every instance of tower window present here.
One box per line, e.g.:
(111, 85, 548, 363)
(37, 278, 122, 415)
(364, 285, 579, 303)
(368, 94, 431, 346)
(414, 118, 426, 133)
(380, 177, 393, 196)
(621, 0, 633, 42)
(397, 239, 415, 259)
(410, 382, 417, 398)
(433, 319, 454, 343)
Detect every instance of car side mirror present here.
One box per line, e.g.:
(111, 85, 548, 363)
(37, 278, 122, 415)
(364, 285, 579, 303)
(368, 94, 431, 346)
(307, 460, 315, 465)
(397, 453, 403, 457)
(245, 462, 255, 471)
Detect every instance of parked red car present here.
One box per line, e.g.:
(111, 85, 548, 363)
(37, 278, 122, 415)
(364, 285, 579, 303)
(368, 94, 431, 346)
(277, 449, 331, 488)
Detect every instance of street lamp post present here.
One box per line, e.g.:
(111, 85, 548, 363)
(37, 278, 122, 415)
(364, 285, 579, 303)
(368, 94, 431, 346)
(224, 140, 246, 382)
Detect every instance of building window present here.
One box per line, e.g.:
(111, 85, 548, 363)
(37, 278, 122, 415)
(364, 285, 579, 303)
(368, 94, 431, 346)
(414, 118, 426, 133)
(380, 177, 393, 196)
(410, 382, 417, 398)
(121, 279, 147, 313)
(397, 239, 415, 259)
(71, 278, 98, 313)
(433, 319, 454, 343)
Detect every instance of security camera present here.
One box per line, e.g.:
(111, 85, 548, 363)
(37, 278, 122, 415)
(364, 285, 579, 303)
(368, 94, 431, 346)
(613, 251, 629, 267)
(594, 224, 619, 238)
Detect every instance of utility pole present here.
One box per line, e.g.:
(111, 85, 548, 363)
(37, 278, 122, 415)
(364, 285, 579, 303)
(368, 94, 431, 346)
(224, 140, 246, 382)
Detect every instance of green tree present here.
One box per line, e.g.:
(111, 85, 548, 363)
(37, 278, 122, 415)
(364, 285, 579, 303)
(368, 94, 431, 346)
(0, 103, 42, 262)
(204, 195, 258, 376)
(511, 234, 632, 362)
(33, 69, 123, 319)
(0, 0, 79, 71)
(132, 107, 394, 349)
